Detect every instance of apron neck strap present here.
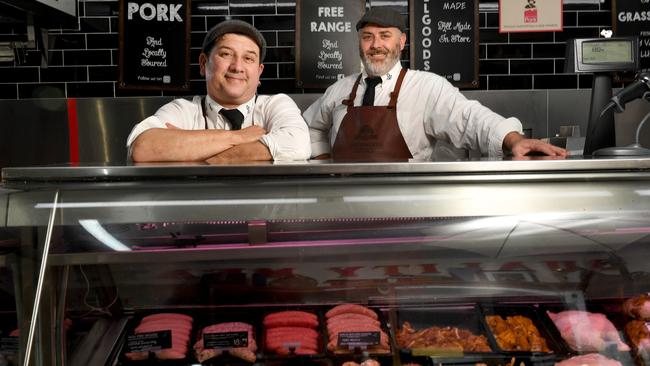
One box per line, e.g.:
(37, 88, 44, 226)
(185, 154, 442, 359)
(342, 74, 363, 109)
(388, 68, 408, 109)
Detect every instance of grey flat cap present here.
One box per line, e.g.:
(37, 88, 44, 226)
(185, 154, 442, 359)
(356, 7, 406, 33)
(202, 19, 266, 62)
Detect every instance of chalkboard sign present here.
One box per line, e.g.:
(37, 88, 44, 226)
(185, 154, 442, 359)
(409, 0, 479, 88)
(118, 0, 191, 90)
(613, 0, 650, 71)
(295, 0, 365, 88)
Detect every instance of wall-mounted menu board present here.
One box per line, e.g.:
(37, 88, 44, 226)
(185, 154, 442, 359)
(295, 0, 365, 89)
(613, 0, 650, 71)
(118, 0, 191, 90)
(409, 0, 479, 88)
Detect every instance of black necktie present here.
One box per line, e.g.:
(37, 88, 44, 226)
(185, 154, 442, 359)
(362, 76, 382, 106)
(219, 108, 244, 130)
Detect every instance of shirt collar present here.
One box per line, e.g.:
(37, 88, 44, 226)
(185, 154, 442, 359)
(206, 94, 256, 119)
(362, 61, 403, 86)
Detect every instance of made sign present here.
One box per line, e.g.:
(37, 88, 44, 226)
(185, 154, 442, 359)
(410, 0, 479, 88)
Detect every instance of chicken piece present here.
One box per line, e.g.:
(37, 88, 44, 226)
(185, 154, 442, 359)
(625, 320, 650, 355)
(547, 310, 630, 352)
(623, 295, 650, 320)
(486, 315, 550, 352)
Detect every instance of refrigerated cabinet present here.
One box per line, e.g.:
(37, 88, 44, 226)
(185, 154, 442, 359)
(2, 159, 650, 366)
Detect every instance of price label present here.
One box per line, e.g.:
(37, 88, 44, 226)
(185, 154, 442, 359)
(337, 331, 380, 348)
(126, 330, 172, 353)
(0, 336, 19, 353)
(204, 331, 248, 349)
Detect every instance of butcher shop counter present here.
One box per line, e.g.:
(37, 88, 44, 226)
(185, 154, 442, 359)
(2, 157, 650, 366)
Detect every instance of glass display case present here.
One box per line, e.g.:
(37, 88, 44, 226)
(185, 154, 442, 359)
(2, 159, 650, 366)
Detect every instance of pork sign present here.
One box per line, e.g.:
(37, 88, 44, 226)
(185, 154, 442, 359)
(118, 0, 191, 90)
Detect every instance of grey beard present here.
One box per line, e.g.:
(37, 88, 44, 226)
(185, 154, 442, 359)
(361, 53, 400, 76)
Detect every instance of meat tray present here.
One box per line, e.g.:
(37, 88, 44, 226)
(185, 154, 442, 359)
(323, 304, 393, 359)
(539, 302, 636, 366)
(117, 312, 196, 365)
(392, 304, 496, 364)
(260, 307, 326, 360)
(479, 304, 568, 356)
(193, 310, 261, 365)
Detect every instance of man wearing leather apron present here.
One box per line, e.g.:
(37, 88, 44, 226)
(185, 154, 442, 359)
(304, 8, 566, 162)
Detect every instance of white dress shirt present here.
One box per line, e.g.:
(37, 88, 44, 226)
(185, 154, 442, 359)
(126, 94, 311, 160)
(304, 62, 523, 159)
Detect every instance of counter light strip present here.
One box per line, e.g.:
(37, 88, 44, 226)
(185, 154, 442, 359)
(35, 198, 318, 209)
(343, 190, 612, 202)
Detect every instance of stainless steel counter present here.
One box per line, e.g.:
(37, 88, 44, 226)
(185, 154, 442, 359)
(3, 157, 650, 183)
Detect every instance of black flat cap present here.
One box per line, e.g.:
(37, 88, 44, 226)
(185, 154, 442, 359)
(202, 19, 266, 62)
(356, 7, 406, 32)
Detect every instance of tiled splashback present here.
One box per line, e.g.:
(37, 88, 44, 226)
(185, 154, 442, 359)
(0, 0, 617, 99)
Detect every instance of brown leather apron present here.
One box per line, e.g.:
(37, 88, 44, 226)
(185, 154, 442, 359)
(331, 68, 413, 162)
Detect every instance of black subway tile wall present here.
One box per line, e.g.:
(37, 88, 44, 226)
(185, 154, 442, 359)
(0, 0, 622, 99)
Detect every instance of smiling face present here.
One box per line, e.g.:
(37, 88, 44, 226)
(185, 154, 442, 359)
(199, 33, 264, 108)
(358, 24, 406, 77)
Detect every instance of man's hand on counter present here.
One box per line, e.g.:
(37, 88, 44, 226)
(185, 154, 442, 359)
(503, 131, 568, 158)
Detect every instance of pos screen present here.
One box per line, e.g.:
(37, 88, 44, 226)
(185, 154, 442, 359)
(582, 40, 633, 64)
(567, 37, 638, 73)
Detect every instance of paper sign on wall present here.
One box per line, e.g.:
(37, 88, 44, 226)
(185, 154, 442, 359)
(499, 0, 563, 33)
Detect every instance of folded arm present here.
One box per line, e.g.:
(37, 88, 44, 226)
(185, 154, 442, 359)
(130, 125, 265, 162)
(206, 141, 272, 164)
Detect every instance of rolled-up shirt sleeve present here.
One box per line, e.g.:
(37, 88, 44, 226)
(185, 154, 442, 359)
(125, 98, 199, 150)
(258, 94, 311, 160)
(423, 76, 523, 157)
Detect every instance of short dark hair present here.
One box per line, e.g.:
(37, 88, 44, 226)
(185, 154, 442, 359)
(202, 19, 267, 62)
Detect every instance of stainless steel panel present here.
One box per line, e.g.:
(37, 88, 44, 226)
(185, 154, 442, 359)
(4, 158, 650, 181)
(464, 90, 548, 138)
(75, 97, 173, 164)
(0, 188, 11, 226)
(547, 89, 590, 139)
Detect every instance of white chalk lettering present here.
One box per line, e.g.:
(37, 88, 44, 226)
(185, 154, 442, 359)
(127, 2, 183, 22)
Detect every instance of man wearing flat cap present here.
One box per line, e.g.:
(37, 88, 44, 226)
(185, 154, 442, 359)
(304, 7, 566, 161)
(127, 20, 310, 163)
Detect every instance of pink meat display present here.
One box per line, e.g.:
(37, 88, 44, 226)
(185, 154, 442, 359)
(124, 313, 193, 361)
(547, 310, 630, 352)
(554, 353, 622, 366)
(264, 310, 320, 355)
(623, 294, 650, 320)
(326, 304, 389, 354)
(193, 321, 257, 363)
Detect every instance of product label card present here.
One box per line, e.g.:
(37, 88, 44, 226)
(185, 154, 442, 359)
(337, 331, 380, 348)
(204, 331, 248, 349)
(126, 330, 172, 352)
(0, 336, 18, 353)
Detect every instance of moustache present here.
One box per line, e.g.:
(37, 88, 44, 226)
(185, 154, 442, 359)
(366, 48, 389, 56)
